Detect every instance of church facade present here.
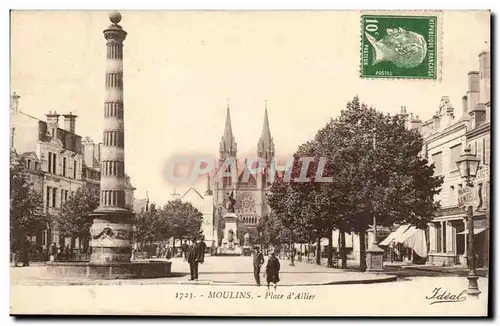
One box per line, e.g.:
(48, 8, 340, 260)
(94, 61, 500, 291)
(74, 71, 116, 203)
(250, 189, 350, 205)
(212, 104, 276, 234)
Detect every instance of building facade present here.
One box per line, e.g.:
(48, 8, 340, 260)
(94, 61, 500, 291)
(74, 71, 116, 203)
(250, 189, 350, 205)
(10, 93, 136, 251)
(213, 104, 275, 241)
(423, 51, 490, 267)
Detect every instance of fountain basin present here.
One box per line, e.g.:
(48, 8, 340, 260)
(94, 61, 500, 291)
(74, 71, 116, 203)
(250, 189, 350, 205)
(46, 260, 172, 279)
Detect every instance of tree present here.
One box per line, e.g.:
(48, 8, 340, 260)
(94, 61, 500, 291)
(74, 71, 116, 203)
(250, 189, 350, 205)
(57, 186, 99, 249)
(163, 200, 203, 245)
(10, 151, 48, 251)
(134, 203, 160, 243)
(318, 96, 443, 271)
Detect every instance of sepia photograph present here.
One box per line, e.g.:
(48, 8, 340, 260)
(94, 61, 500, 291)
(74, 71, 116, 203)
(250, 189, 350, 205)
(9, 9, 491, 316)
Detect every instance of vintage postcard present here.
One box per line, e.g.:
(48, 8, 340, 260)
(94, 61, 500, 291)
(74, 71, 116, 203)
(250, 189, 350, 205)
(10, 10, 490, 316)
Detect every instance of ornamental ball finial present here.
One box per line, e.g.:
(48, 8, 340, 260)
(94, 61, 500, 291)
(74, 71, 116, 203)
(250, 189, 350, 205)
(109, 11, 122, 24)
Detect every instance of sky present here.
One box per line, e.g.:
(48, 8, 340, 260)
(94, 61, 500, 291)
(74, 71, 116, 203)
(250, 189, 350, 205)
(10, 10, 490, 204)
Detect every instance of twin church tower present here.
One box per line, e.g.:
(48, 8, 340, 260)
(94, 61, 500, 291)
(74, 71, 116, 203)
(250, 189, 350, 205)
(212, 102, 276, 228)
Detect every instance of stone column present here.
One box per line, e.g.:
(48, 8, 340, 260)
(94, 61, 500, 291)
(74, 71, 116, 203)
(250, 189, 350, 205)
(89, 11, 135, 264)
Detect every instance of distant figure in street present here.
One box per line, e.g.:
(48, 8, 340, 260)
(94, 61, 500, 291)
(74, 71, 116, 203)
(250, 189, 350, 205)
(182, 240, 189, 261)
(198, 236, 207, 263)
(48, 242, 57, 262)
(266, 250, 280, 290)
(187, 238, 203, 281)
(252, 246, 265, 286)
(20, 237, 31, 267)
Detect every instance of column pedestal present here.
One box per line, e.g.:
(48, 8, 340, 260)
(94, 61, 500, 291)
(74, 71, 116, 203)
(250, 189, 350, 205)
(89, 208, 135, 264)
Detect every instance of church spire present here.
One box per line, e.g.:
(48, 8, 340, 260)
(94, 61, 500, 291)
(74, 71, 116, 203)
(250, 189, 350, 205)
(258, 101, 275, 162)
(223, 101, 233, 142)
(261, 101, 272, 143)
(219, 100, 237, 161)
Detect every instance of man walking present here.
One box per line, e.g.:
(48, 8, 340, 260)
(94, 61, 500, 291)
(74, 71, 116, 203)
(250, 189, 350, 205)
(252, 246, 265, 286)
(198, 236, 207, 263)
(182, 240, 189, 261)
(187, 238, 202, 281)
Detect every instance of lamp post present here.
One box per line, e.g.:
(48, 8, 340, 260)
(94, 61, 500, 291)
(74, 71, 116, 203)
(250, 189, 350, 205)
(289, 229, 295, 267)
(366, 127, 384, 272)
(456, 145, 481, 297)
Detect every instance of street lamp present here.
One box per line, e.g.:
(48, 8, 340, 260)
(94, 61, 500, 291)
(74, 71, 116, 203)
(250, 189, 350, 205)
(456, 145, 481, 297)
(366, 127, 384, 272)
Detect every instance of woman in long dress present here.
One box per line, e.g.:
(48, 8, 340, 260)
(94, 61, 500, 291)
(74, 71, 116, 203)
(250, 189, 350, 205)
(266, 251, 280, 290)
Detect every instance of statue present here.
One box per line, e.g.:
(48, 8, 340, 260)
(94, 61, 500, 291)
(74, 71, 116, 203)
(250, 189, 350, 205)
(225, 191, 236, 213)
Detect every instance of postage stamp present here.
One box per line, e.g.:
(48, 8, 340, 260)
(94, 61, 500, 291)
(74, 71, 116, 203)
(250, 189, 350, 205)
(361, 14, 438, 79)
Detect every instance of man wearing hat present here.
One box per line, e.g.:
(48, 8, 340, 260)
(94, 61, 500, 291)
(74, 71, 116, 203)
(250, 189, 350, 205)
(252, 246, 265, 286)
(187, 238, 203, 281)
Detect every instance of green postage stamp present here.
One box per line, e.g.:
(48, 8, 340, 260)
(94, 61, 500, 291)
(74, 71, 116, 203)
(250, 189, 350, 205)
(361, 14, 438, 79)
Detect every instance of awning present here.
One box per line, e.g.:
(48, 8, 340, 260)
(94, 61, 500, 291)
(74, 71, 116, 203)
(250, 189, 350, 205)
(457, 228, 487, 235)
(395, 226, 417, 244)
(379, 224, 411, 246)
(379, 232, 396, 246)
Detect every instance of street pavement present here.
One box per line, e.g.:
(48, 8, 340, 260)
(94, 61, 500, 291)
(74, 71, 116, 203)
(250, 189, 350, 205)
(10, 256, 396, 286)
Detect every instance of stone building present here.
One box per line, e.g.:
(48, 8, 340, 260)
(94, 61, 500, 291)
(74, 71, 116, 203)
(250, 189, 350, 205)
(422, 51, 490, 267)
(213, 104, 275, 241)
(10, 96, 85, 249)
(10, 93, 136, 251)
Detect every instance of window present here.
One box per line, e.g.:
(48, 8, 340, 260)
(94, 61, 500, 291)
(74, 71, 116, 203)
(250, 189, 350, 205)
(46, 186, 51, 207)
(52, 188, 57, 208)
(26, 159, 31, 170)
(65, 190, 68, 202)
(432, 152, 443, 174)
(52, 154, 57, 174)
(450, 144, 462, 170)
(484, 136, 490, 165)
(435, 223, 442, 252)
(476, 139, 483, 164)
(48, 153, 52, 174)
(442, 222, 447, 253)
(63, 158, 67, 177)
(73, 160, 77, 179)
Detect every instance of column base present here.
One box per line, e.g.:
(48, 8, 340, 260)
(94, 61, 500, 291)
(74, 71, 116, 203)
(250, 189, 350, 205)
(467, 275, 481, 296)
(89, 208, 135, 264)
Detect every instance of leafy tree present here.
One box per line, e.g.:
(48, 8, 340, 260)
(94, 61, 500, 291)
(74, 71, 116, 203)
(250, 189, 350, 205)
(57, 186, 99, 249)
(164, 200, 203, 245)
(134, 203, 160, 243)
(10, 151, 48, 251)
(318, 96, 443, 271)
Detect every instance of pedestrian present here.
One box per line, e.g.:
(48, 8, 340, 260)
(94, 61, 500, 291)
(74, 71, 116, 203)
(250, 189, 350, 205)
(265, 250, 280, 290)
(252, 246, 265, 286)
(48, 242, 56, 262)
(21, 237, 31, 267)
(198, 236, 207, 263)
(182, 240, 189, 261)
(187, 238, 202, 281)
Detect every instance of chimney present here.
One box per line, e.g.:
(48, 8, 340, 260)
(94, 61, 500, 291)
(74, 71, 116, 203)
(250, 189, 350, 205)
(11, 92, 20, 112)
(63, 112, 77, 134)
(46, 111, 60, 126)
(479, 51, 491, 105)
(398, 105, 410, 129)
(410, 114, 422, 132)
(462, 95, 468, 115)
(467, 71, 480, 113)
(432, 112, 440, 131)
